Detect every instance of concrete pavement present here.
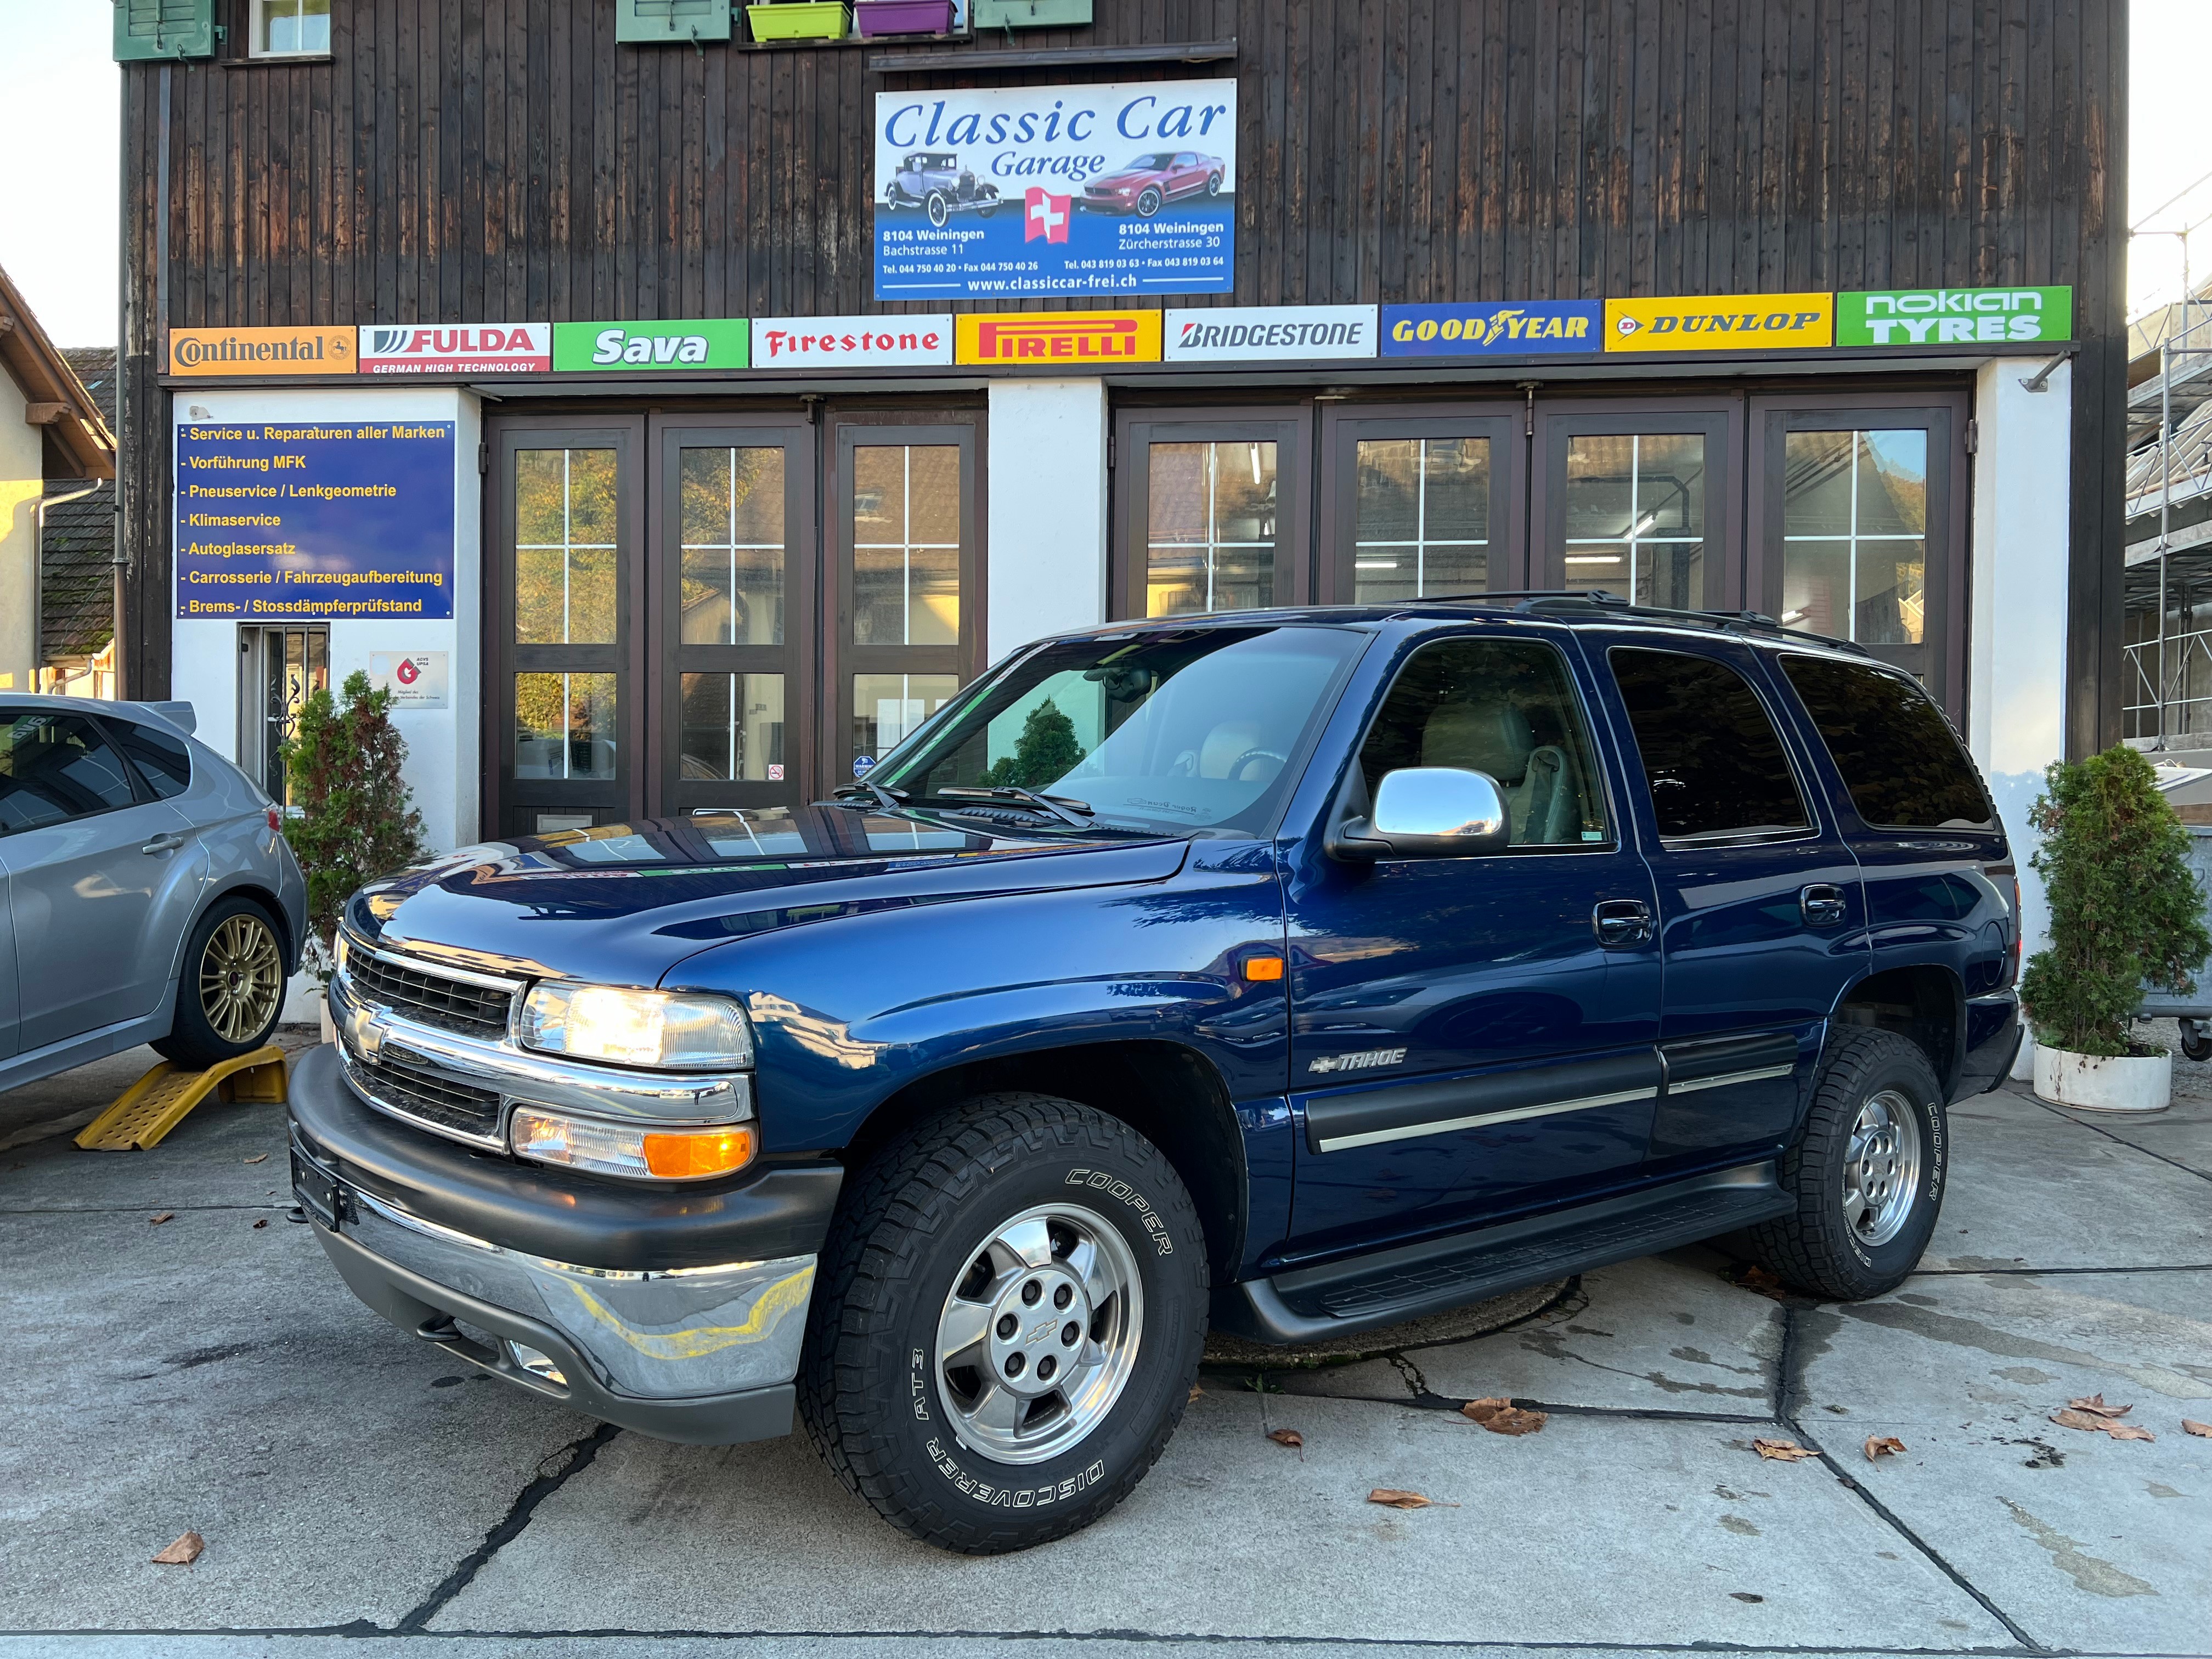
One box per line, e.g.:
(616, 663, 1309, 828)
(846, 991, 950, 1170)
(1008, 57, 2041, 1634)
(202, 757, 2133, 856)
(1, 1036, 2206, 1658)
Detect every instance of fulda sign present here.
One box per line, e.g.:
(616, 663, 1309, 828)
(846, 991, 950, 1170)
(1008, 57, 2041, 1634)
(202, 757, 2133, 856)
(358, 324, 550, 374)
(552, 319, 750, 373)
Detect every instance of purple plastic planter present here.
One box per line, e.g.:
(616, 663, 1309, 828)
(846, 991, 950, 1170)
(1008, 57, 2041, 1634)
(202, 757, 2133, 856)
(855, 0, 955, 36)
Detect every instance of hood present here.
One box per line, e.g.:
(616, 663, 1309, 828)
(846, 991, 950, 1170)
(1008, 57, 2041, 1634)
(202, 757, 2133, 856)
(345, 804, 1191, 988)
(1087, 169, 1155, 190)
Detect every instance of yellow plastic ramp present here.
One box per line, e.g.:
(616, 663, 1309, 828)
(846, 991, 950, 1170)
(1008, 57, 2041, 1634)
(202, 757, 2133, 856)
(74, 1045, 289, 1152)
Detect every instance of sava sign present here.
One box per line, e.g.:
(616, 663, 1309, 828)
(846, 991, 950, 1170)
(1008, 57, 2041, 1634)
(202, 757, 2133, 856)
(873, 80, 1236, 302)
(552, 319, 750, 372)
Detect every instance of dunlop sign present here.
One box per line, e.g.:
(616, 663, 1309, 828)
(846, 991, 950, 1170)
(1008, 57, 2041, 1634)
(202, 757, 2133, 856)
(955, 311, 1161, 365)
(1838, 287, 2072, 346)
(170, 327, 356, 376)
(1604, 294, 1833, 352)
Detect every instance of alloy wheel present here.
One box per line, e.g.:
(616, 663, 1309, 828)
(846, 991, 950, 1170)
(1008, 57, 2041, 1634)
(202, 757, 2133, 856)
(1841, 1087, 1923, 1247)
(201, 913, 284, 1044)
(934, 1201, 1144, 1466)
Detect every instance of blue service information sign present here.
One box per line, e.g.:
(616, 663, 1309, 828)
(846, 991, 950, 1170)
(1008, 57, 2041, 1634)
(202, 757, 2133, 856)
(174, 420, 455, 620)
(873, 80, 1237, 301)
(1380, 301, 1605, 356)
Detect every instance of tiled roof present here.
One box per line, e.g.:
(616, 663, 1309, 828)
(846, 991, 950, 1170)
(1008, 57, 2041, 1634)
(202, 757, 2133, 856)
(41, 348, 118, 665)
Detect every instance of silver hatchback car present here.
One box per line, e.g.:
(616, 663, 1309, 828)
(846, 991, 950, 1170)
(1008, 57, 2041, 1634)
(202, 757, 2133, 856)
(0, 695, 308, 1088)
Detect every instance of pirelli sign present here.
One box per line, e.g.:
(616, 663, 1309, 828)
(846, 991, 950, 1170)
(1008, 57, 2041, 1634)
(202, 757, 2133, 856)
(955, 311, 1161, 366)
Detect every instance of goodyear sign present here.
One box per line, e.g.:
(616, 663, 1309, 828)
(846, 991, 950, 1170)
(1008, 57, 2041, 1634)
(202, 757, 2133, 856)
(1605, 294, 1833, 352)
(1381, 302, 1601, 356)
(955, 311, 1161, 365)
(1838, 286, 2072, 346)
(552, 319, 749, 372)
(170, 327, 356, 377)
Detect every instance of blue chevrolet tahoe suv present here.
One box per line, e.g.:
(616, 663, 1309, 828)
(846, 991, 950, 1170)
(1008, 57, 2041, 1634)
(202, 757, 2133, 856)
(291, 595, 2021, 1553)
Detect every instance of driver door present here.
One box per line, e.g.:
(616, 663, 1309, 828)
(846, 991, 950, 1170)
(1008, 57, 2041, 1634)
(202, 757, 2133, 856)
(1280, 629, 1663, 1259)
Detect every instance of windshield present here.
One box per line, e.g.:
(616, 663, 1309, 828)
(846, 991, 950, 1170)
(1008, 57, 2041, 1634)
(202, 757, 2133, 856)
(1124, 153, 1177, 170)
(872, 626, 1366, 837)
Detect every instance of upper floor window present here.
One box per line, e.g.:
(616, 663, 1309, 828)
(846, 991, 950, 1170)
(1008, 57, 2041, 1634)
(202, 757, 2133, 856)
(252, 0, 331, 57)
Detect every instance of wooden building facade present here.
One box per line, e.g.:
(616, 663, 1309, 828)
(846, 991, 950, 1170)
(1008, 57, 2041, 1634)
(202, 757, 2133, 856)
(119, 0, 2123, 849)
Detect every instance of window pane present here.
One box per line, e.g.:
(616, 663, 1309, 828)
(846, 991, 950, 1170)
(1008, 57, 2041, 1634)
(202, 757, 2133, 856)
(679, 673, 786, 782)
(1636, 434, 1706, 535)
(1353, 441, 1419, 542)
(1780, 655, 1991, 828)
(680, 448, 785, 646)
(852, 545, 904, 645)
(851, 444, 962, 645)
(1858, 431, 1928, 535)
(514, 448, 618, 645)
(1780, 539, 1850, 636)
(852, 447, 907, 545)
(1781, 429, 1931, 646)
(1638, 542, 1705, 610)
(0, 713, 138, 831)
(1564, 433, 1707, 607)
(851, 674, 960, 776)
(1855, 539, 1926, 645)
(1422, 438, 1491, 543)
(907, 446, 961, 545)
(1144, 439, 1278, 616)
(1780, 432, 1857, 536)
(1358, 640, 1610, 845)
(1609, 648, 1809, 840)
(909, 544, 960, 644)
(514, 673, 617, 781)
(1564, 436, 1637, 538)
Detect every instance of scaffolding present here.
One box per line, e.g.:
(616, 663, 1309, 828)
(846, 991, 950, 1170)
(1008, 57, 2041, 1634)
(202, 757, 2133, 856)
(2124, 170, 2212, 746)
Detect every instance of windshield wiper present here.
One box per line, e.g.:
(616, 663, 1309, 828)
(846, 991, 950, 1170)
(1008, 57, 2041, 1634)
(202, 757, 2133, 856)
(922, 785, 1094, 828)
(819, 781, 910, 812)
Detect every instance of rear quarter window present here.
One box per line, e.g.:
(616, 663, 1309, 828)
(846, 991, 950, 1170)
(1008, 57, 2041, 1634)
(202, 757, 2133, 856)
(1778, 654, 1993, 830)
(109, 721, 193, 801)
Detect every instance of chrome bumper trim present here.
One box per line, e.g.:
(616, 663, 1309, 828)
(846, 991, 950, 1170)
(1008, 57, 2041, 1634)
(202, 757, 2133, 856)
(339, 1184, 814, 1400)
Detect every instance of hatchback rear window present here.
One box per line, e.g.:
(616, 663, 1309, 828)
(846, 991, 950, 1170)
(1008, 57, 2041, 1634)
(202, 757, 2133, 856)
(1779, 654, 1993, 829)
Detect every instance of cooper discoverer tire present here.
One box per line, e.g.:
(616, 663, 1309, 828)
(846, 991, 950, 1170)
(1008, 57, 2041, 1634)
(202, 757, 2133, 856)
(155, 894, 286, 1068)
(1743, 1028, 1947, 1300)
(798, 1093, 1207, 1554)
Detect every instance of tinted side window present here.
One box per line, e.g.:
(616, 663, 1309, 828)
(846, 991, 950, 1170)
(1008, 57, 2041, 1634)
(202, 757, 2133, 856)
(0, 712, 141, 833)
(109, 721, 193, 802)
(1359, 637, 1610, 846)
(1779, 654, 1993, 829)
(1609, 648, 1811, 840)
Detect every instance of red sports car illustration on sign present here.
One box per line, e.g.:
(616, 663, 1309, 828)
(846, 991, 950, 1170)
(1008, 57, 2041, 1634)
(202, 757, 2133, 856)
(1080, 151, 1226, 219)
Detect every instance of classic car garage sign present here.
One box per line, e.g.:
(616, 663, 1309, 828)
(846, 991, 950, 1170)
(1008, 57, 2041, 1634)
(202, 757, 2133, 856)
(874, 80, 1237, 302)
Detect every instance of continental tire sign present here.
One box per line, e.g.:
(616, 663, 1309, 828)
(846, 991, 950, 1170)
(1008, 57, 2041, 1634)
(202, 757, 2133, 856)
(170, 328, 356, 376)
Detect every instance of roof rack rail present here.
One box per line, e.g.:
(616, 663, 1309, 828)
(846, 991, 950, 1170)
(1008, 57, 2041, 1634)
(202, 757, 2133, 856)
(1396, 588, 1872, 655)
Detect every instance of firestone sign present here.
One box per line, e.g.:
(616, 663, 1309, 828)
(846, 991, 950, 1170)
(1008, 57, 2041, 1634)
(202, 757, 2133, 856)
(1837, 286, 2072, 346)
(752, 315, 953, 368)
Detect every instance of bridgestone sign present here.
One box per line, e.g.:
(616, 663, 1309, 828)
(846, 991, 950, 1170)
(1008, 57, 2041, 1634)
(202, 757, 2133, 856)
(1162, 305, 1377, 362)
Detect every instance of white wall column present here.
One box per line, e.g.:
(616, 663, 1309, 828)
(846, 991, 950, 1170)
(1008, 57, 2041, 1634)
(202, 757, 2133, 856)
(985, 379, 1109, 666)
(1967, 358, 2071, 1073)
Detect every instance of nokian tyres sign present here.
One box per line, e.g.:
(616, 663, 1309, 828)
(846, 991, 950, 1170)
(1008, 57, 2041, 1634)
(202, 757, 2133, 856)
(1838, 287, 2072, 346)
(553, 319, 750, 372)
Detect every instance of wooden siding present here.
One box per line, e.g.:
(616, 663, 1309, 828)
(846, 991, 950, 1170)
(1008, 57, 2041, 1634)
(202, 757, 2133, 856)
(119, 0, 2126, 753)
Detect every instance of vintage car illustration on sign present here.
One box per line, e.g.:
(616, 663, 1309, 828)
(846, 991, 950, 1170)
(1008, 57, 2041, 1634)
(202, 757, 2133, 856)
(882, 152, 1002, 228)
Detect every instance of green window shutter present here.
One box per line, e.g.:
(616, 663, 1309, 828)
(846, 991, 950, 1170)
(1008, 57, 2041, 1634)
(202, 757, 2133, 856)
(616, 0, 733, 44)
(113, 0, 216, 61)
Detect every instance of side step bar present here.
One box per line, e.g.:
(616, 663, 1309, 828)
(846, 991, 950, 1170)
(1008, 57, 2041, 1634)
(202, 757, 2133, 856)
(1213, 1162, 1793, 1347)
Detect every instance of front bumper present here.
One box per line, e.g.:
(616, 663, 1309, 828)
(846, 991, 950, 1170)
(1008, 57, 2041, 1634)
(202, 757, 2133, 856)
(289, 1043, 838, 1444)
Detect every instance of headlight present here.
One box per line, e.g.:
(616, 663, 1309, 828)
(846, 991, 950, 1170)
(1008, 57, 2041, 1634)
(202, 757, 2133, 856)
(519, 984, 754, 1070)
(510, 1107, 756, 1182)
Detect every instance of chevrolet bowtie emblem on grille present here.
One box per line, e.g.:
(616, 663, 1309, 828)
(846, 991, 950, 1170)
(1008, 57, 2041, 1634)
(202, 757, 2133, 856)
(1309, 1047, 1408, 1076)
(345, 1004, 387, 1063)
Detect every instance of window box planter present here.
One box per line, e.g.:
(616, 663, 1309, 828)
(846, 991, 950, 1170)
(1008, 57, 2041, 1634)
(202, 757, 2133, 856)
(746, 3, 852, 42)
(972, 0, 1092, 27)
(855, 0, 956, 35)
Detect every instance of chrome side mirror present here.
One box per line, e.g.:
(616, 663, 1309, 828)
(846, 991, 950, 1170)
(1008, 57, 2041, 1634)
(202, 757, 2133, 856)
(1329, 767, 1511, 861)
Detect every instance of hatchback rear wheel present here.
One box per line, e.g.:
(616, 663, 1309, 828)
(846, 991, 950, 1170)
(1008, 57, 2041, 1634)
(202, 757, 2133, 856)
(154, 895, 286, 1068)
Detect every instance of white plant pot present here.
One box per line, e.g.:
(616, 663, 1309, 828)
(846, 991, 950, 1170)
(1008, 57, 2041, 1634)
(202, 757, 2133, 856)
(2032, 1043, 2172, 1114)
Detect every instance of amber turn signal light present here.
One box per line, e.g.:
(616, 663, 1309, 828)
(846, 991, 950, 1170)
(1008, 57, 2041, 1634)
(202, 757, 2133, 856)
(641, 1124, 757, 1180)
(1244, 955, 1285, 981)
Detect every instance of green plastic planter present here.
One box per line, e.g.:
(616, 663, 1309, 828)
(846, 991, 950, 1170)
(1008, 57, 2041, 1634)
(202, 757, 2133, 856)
(746, 3, 852, 41)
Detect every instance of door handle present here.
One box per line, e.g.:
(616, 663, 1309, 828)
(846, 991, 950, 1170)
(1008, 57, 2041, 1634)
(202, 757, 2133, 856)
(1801, 883, 1848, 928)
(140, 832, 187, 856)
(1592, 898, 1654, 947)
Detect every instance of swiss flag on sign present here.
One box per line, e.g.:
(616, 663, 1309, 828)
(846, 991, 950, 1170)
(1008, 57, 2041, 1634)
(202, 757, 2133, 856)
(1024, 188, 1071, 244)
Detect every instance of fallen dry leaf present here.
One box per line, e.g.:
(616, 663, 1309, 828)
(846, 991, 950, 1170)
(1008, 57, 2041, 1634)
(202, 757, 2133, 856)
(2105, 1421, 2157, 1442)
(251, 1218, 268, 1229)
(1864, 1435, 1907, 1462)
(148, 1212, 174, 1226)
(2067, 1393, 2132, 1418)
(1267, 1429, 1304, 1449)
(2183, 1419, 2211, 1438)
(1187, 1384, 1204, 1403)
(2053, 1408, 2156, 1442)
(1367, 1488, 1457, 1510)
(1462, 1397, 1548, 1436)
(151, 1531, 204, 1566)
(242, 1153, 269, 1165)
(1752, 1437, 1820, 1462)
(1733, 1264, 1790, 1302)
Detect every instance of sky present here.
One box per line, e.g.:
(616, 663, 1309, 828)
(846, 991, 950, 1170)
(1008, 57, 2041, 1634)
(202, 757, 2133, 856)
(0, 1, 2206, 348)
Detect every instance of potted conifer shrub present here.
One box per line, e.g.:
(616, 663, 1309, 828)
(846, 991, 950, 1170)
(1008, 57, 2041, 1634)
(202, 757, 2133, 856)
(2020, 744, 2210, 1112)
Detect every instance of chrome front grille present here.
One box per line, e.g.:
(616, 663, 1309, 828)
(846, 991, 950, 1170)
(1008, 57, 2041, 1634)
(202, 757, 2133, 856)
(347, 1051, 505, 1142)
(346, 948, 515, 1037)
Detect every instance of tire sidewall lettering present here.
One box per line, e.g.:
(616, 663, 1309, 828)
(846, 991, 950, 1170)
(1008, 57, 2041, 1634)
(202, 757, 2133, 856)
(1065, 1167, 1173, 1255)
